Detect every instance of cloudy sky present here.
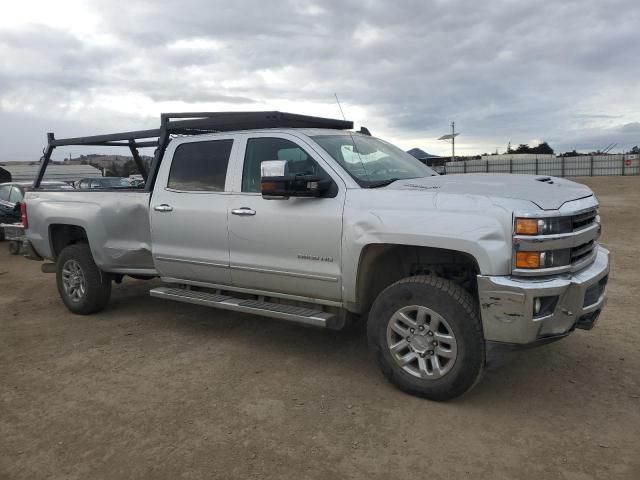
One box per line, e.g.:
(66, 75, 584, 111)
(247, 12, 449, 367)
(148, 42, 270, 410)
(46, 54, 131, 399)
(1, 0, 639, 161)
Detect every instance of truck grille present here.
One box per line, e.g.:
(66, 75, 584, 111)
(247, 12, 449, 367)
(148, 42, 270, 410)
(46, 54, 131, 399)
(572, 208, 597, 231)
(583, 275, 608, 307)
(571, 240, 596, 264)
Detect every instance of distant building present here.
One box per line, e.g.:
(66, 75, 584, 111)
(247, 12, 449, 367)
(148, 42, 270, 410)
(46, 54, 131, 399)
(0, 162, 102, 183)
(407, 148, 447, 173)
(407, 148, 440, 162)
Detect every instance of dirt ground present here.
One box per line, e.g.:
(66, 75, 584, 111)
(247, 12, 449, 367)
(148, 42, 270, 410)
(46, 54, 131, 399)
(1, 176, 639, 479)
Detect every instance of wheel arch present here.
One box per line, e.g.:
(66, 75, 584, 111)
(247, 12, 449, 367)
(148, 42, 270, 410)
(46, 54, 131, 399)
(354, 244, 481, 314)
(49, 224, 89, 260)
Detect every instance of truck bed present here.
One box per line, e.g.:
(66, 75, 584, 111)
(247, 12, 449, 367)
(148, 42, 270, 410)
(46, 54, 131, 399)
(25, 190, 155, 274)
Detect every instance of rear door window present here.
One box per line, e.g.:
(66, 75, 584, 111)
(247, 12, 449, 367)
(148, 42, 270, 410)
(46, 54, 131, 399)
(168, 139, 234, 191)
(0, 185, 10, 201)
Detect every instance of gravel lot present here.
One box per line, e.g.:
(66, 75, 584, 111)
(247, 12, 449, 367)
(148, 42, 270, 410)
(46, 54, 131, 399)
(1, 176, 639, 479)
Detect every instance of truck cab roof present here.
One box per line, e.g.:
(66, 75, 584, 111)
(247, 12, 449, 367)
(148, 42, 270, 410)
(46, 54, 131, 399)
(168, 128, 368, 141)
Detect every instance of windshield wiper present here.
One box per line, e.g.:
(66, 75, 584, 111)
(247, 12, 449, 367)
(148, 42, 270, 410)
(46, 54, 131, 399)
(365, 178, 400, 188)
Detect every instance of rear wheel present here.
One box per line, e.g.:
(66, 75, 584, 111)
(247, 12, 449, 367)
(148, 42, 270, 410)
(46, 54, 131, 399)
(56, 243, 111, 314)
(367, 275, 485, 401)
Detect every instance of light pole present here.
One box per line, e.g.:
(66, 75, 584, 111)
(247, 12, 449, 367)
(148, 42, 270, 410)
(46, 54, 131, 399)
(438, 122, 460, 161)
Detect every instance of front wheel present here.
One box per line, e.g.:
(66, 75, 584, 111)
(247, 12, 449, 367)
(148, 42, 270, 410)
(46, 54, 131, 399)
(367, 275, 485, 401)
(56, 243, 112, 315)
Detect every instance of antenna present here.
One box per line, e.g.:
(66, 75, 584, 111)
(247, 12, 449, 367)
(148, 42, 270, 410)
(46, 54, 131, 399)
(334, 93, 347, 121)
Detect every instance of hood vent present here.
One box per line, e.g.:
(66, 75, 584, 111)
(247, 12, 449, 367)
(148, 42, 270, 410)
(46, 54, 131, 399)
(536, 177, 554, 184)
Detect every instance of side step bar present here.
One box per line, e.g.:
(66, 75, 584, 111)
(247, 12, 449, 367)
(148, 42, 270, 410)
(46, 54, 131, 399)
(149, 286, 336, 328)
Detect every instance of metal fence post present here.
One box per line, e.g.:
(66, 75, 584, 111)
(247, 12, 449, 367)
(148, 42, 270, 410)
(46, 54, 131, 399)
(622, 155, 626, 176)
(535, 157, 538, 175)
(590, 156, 594, 176)
(34, 133, 55, 188)
(561, 156, 565, 177)
(486, 161, 489, 173)
(509, 158, 513, 173)
(463, 161, 467, 174)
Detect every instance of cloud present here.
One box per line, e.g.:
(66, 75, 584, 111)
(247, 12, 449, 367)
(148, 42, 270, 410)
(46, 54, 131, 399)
(1, 0, 639, 160)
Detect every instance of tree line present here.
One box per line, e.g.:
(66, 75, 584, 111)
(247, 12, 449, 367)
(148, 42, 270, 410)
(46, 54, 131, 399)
(506, 142, 555, 155)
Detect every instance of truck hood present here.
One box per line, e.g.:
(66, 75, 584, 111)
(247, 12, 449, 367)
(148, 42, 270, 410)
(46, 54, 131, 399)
(390, 173, 593, 210)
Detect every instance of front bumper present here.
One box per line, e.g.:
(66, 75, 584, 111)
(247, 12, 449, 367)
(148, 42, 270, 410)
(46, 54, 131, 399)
(477, 246, 610, 345)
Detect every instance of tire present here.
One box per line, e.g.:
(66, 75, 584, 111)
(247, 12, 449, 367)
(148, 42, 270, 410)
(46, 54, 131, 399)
(367, 275, 485, 401)
(8, 241, 20, 255)
(56, 243, 112, 315)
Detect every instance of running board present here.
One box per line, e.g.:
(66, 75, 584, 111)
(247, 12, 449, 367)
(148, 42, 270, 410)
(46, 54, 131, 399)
(149, 286, 335, 328)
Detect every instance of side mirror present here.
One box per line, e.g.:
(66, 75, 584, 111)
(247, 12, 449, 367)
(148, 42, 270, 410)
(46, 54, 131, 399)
(260, 160, 331, 199)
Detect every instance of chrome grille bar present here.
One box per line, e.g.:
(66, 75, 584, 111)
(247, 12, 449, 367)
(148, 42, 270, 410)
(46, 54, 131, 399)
(572, 209, 598, 231)
(571, 240, 595, 263)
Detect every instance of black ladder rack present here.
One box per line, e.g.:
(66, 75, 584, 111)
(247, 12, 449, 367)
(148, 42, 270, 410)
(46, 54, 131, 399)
(34, 111, 353, 189)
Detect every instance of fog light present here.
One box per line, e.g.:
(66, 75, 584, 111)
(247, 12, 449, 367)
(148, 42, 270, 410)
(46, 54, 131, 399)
(532, 295, 560, 318)
(534, 297, 542, 315)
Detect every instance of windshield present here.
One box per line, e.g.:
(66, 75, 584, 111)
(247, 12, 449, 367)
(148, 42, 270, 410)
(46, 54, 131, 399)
(312, 134, 436, 187)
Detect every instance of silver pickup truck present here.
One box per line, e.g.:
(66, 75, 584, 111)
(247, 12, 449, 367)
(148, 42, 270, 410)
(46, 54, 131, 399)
(23, 112, 609, 400)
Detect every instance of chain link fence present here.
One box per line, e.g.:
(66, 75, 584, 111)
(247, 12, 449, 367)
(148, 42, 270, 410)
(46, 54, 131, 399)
(444, 154, 640, 176)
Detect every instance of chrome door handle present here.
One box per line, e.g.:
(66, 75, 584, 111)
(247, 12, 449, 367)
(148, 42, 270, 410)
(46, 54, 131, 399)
(231, 207, 256, 216)
(153, 204, 173, 212)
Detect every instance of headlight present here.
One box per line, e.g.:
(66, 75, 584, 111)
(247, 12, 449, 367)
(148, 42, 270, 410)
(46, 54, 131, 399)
(515, 251, 541, 268)
(513, 208, 599, 274)
(514, 218, 539, 235)
(515, 249, 572, 269)
(515, 217, 573, 236)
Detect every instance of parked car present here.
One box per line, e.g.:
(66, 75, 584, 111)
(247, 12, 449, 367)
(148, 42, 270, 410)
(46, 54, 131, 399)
(22, 112, 609, 400)
(0, 181, 72, 239)
(76, 177, 132, 189)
